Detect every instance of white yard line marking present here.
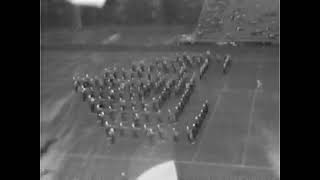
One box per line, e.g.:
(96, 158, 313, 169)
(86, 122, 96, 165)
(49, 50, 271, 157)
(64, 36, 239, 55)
(240, 65, 263, 166)
(51, 150, 273, 171)
(80, 148, 95, 167)
(240, 88, 259, 166)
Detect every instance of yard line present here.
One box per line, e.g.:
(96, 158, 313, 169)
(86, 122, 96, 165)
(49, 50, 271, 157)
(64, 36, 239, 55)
(52, 150, 273, 171)
(81, 148, 95, 167)
(240, 65, 263, 166)
(191, 89, 223, 162)
(240, 88, 258, 166)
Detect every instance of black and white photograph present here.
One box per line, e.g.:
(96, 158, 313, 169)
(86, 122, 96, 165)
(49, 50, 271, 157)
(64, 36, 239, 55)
(40, 0, 280, 179)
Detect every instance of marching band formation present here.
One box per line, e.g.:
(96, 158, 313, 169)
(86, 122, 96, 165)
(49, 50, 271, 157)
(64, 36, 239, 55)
(72, 51, 232, 145)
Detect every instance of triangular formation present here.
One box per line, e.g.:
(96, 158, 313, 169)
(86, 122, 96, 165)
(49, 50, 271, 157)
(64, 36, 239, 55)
(73, 51, 232, 145)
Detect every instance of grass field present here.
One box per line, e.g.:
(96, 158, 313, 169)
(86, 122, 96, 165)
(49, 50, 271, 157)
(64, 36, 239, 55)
(40, 45, 279, 180)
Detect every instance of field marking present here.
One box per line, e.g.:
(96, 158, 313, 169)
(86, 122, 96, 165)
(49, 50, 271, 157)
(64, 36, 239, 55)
(80, 148, 95, 167)
(240, 65, 263, 166)
(240, 88, 258, 166)
(51, 150, 273, 171)
(191, 78, 229, 162)
(191, 87, 223, 162)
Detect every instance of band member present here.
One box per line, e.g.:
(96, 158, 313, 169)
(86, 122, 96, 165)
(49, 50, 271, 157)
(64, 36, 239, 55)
(203, 100, 209, 114)
(158, 94, 165, 109)
(190, 72, 196, 85)
(156, 124, 165, 141)
(131, 63, 137, 72)
(112, 66, 119, 80)
(93, 75, 103, 90)
(189, 124, 198, 144)
(106, 127, 115, 144)
(119, 98, 126, 112)
(143, 123, 149, 136)
(97, 111, 105, 126)
(140, 61, 146, 73)
(133, 112, 141, 127)
(148, 63, 155, 73)
(72, 75, 81, 92)
(120, 172, 128, 180)
(119, 122, 125, 136)
(109, 89, 116, 101)
(97, 96, 107, 105)
(178, 65, 187, 78)
(129, 91, 135, 101)
(137, 69, 143, 79)
(143, 107, 151, 123)
(152, 97, 160, 112)
(107, 101, 114, 110)
(177, 100, 184, 113)
(199, 109, 205, 120)
(156, 109, 162, 123)
(103, 122, 111, 139)
(88, 94, 96, 113)
(176, 55, 184, 68)
(194, 116, 201, 129)
(103, 68, 111, 79)
(172, 127, 179, 142)
(223, 54, 232, 74)
(186, 126, 195, 144)
(104, 120, 112, 134)
(175, 79, 183, 96)
(144, 83, 152, 97)
(130, 71, 135, 80)
(120, 67, 127, 80)
(109, 77, 116, 88)
(171, 61, 177, 73)
(147, 73, 152, 82)
(191, 55, 201, 67)
(168, 109, 176, 123)
(162, 60, 170, 74)
(199, 63, 205, 79)
(146, 128, 155, 144)
(131, 122, 139, 138)
(137, 91, 143, 101)
(174, 105, 181, 119)
(81, 87, 91, 102)
(140, 101, 147, 110)
(182, 54, 192, 68)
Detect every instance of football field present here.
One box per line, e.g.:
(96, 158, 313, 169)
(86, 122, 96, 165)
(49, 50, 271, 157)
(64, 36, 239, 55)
(40, 45, 279, 180)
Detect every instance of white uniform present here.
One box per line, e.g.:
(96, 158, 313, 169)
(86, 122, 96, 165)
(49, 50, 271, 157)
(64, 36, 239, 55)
(223, 55, 232, 74)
